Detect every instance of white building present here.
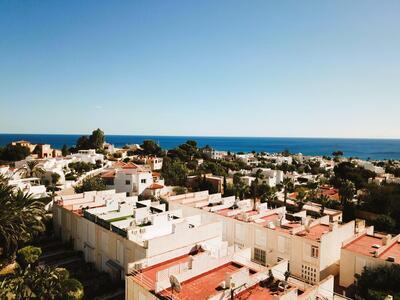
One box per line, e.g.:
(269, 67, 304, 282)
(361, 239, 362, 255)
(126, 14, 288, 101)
(236, 153, 259, 166)
(252, 167, 284, 186)
(340, 226, 400, 288)
(8, 177, 47, 199)
(167, 191, 356, 285)
(127, 244, 335, 300)
(53, 190, 224, 281)
(146, 156, 163, 171)
(102, 162, 156, 196)
(67, 149, 104, 164)
(355, 160, 385, 175)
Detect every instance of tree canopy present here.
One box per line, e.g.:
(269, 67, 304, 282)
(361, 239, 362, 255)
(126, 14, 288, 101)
(356, 265, 400, 299)
(75, 128, 105, 151)
(0, 144, 30, 161)
(74, 175, 106, 193)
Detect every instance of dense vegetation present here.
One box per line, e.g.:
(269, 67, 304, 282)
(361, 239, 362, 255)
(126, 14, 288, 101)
(74, 175, 107, 193)
(0, 143, 30, 162)
(356, 265, 400, 299)
(70, 128, 105, 152)
(0, 175, 83, 299)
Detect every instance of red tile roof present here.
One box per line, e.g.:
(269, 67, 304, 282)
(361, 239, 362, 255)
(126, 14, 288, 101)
(148, 183, 164, 190)
(159, 263, 242, 300)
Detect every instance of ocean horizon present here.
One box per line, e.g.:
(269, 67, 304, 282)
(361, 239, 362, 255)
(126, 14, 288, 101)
(1, 133, 400, 160)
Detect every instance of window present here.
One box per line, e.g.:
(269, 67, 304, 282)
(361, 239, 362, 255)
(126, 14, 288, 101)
(141, 179, 146, 183)
(254, 248, 266, 265)
(125, 180, 130, 185)
(311, 246, 319, 258)
(301, 264, 317, 284)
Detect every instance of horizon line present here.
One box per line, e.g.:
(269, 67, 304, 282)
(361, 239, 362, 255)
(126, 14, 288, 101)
(1, 132, 400, 141)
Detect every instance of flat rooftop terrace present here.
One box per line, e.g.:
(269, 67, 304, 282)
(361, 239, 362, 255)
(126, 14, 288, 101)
(296, 224, 330, 241)
(344, 234, 400, 261)
(159, 262, 243, 299)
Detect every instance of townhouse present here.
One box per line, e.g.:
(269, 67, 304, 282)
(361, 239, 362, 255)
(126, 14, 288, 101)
(167, 191, 356, 285)
(339, 226, 400, 287)
(53, 190, 224, 281)
(127, 243, 335, 300)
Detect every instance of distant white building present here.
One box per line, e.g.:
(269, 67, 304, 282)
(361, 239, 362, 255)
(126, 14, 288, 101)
(8, 177, 47, 199)
(355, 160, 385, 174)
(204, 148, 228, 160)
(67, 149, 104, 164)
(236, 153, 259, 166)
(102, 162, 156, 196)
(146, 156, 163, 171)
(252, 167, 284, 187)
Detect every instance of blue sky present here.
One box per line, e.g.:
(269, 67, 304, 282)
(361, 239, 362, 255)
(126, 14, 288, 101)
(1, 0, 399, 138)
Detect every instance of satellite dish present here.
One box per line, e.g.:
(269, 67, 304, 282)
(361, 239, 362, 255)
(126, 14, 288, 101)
(169, 275, 182, 293)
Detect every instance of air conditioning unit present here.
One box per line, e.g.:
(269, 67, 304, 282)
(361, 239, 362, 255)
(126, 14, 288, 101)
(372, 244, 381, 249)
(387, 256, 396, 262)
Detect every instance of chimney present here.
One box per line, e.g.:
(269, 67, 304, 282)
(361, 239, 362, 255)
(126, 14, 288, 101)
(382, 234, 392, 246)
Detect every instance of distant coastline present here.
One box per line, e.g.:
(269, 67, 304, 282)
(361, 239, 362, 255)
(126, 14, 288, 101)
(1, 133, 400, 160)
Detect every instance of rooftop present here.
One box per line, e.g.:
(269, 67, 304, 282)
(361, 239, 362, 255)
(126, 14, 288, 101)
(344, 233, 400, 262)
(159, 262, 243, 299)
(296, 224, 330, 241)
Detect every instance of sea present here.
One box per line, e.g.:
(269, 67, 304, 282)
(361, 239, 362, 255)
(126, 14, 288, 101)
(1, 134, 400, 160)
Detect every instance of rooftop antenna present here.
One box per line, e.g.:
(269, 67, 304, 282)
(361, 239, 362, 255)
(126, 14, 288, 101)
(169, 275, 182, 294)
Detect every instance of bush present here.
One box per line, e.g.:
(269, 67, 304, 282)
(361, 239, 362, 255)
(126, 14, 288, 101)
(74, 176, 106, 193)
(17, 246, 42, 267)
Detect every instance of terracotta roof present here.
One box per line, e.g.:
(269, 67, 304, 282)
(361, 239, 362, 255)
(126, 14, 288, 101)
(152, 172, 161, 177)
(113, 161, 127, 167)
(101, 170, 116, 178)
(148, 183, 164, 190)
(122, 162, 139, 169)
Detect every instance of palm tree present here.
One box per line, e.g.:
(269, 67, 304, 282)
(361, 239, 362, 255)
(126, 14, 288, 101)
(318, 194, 330, 215)
(295, 188, 307, 211)
(339, 180, 355, 207)
(18, 160, 45, 179)
(282, 177, 294, 207)
(0, 182, 47, 260)
(261, 189, 278, 208)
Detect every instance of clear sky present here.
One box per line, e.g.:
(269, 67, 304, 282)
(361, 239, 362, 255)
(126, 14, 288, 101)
(1, 1, 399, 138)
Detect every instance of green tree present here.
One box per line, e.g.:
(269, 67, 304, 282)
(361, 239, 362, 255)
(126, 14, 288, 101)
(0, 144, 30, 161)
(74, 175, 106, 193)
(282, 177, 294, 207)
(89, 128, 105, 150)
(339, 179, 356, 206)
(161, 158, 188, 186)
(374, 214, 396, 233)
(61, 144, 69, 156)
(295, 188, 307, 211)
(318, 194, 330, 215)
(0, 246, 84, 299)
(355, 264, 400, 300)
(75, 128, 105, 151)
(51, 172, 61, 185)
(140, 140, 163, 156)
